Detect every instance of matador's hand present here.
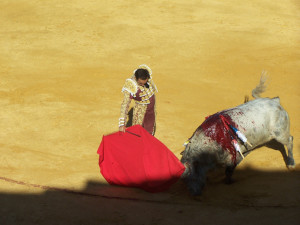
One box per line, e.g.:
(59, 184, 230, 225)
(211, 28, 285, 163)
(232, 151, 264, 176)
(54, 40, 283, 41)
(119, 126, 125, 133)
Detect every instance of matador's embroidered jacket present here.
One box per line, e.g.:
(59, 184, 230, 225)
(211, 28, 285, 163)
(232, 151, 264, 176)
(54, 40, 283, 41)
(119, 76, 158, 134)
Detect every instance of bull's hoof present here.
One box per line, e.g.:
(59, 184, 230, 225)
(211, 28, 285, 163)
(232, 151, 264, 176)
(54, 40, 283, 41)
(287, 164, 296, 170)
(287, 158, 295, 170)
(224, 177, 234, 184)
(189, 188, 202, 196)
(193, 195, 203, 201)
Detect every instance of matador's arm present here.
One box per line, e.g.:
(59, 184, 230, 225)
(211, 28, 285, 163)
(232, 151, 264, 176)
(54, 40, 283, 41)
(119, 91, 132, 128)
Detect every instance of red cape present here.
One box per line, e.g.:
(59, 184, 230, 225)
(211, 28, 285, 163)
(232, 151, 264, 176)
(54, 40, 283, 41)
(97, 125, 185, 192)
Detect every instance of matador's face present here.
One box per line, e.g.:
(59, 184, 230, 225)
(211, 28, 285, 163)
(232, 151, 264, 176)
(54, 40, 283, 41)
(137, 78, 148, 87)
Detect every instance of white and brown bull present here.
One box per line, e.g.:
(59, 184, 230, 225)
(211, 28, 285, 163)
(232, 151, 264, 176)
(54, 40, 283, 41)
(180, 74, 295, 195)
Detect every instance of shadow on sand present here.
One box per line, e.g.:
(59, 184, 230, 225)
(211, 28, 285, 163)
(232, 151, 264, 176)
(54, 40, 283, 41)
(0, 167, 299, 225)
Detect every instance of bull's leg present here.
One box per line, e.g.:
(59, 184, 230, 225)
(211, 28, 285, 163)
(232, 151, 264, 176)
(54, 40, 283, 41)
(286, 136, 295, 169)
(225, 165, 236, 184)
(275, 135, 295, 169)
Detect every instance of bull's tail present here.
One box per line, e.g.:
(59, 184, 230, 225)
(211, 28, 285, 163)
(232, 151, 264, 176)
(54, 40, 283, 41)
(252, 70, 268, 99)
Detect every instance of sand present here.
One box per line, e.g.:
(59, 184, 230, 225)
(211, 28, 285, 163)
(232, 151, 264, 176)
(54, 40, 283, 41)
(0, 0, 299, 224)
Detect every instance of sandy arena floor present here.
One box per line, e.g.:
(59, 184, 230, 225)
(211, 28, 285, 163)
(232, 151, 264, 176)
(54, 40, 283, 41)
(0, 0, 299, 224)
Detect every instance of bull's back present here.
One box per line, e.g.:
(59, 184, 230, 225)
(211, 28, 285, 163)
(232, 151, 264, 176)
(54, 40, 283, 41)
(225, 97, 288, 146)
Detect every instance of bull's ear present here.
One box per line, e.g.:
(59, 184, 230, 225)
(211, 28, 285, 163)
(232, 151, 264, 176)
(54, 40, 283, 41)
(244, 95, 249, 103)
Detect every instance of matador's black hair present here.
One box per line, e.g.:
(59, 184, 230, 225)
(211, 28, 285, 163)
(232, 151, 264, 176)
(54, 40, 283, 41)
(134, 68, 150, 80)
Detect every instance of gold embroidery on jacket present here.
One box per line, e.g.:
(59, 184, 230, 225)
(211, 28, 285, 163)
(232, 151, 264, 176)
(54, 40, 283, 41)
(121, 77, 157, 105)
(120, 91, 131, 121)
(121, 79, 138, 97)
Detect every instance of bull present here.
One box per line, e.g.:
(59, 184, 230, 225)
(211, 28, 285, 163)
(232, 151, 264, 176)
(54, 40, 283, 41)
(180, 73, 295, 195)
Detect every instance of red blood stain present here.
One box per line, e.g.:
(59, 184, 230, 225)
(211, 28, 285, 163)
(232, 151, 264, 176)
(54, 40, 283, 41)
(198, 111, 241, 163)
